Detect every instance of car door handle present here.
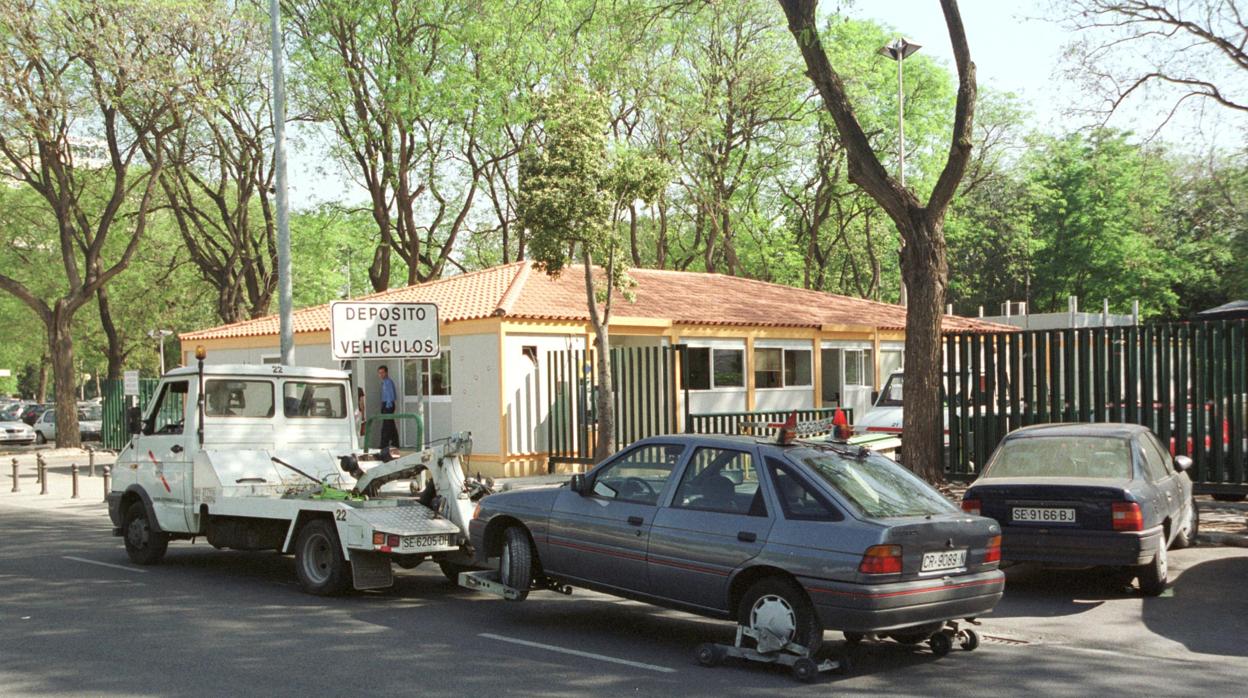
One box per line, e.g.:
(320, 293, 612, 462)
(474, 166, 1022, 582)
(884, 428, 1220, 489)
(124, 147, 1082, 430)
(170, 444, 183, 454)
(627, 516, 644, 526)
(737, 531, 757, 543)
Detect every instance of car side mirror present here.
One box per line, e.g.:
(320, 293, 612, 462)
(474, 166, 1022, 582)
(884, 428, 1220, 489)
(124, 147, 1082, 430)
(569, 473, 588, 496)
(1174, 455, 1193, 473)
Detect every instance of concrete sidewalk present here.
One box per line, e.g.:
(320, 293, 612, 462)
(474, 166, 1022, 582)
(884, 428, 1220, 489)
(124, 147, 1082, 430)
(0, 448, 116, 519)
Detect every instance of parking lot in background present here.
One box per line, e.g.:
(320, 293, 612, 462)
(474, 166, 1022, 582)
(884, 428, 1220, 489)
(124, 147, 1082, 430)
(1, 482, 1246, 697)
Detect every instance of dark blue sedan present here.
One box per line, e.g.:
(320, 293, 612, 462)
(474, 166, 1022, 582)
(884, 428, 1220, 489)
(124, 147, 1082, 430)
(961, 423, 1197, 596)
(470, 434, 1003, 656)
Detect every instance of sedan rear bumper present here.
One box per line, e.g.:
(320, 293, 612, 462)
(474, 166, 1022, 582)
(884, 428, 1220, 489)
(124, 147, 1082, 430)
(1001, 525, 1163, 567)
(799, 569, 1005, 633)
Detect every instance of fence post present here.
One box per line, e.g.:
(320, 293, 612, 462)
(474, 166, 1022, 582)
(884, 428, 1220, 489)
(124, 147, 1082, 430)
(71, 463, 79, 499)
(9, 458, 17, 493)
(38, 457, 47, 495)
(88, 446, 95, 477)
(102, 466, 111, 503)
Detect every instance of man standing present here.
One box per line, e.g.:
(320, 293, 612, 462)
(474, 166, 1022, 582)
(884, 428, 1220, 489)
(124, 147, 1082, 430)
(377, 365, 399, 450)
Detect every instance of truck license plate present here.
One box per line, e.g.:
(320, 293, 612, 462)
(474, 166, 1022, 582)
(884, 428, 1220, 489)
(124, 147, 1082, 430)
(1012, 507, 1076, 523)
(400, 534, 447, 549)
(920, 549, 967, 572)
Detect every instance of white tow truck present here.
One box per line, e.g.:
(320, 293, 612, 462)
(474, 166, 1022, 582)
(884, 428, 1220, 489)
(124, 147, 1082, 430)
(106, 352, 488, 595)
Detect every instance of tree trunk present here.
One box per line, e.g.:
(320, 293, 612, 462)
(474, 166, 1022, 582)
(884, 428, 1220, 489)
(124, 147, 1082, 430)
(96, 285, 124, 380)
(48, 303, 80, 448)
(580, 248, 615, 461)
(37, 354, 48, 403)
(899, 215, 949, 482)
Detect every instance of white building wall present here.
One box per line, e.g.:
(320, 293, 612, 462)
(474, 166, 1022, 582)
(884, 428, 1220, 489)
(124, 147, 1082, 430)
(449, 333, 502, 455)
(503, 333, 586, 455)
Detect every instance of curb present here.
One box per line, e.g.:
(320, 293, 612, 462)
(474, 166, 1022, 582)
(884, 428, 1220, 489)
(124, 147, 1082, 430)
(1197, 532, 1248, 548)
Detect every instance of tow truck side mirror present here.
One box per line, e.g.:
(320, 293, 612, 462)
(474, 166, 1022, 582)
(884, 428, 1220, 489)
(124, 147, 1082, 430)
(126, 407, 143, 437)
(569, 474, 588, 496)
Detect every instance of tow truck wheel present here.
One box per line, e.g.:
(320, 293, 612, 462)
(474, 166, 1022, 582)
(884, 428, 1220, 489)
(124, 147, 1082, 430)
(499, 526, 533, 601)
(123, 502, 168, 565)
(438, 560, 471, 584)
(295, 520, 350, 596)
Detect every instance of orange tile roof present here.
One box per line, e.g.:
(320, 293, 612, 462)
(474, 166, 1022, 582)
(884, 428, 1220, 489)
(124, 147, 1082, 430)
(180, 262, 1013, 341)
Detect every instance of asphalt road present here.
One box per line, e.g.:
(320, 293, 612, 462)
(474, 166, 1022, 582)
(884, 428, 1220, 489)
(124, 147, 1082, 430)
(1, 503, 1246, 697)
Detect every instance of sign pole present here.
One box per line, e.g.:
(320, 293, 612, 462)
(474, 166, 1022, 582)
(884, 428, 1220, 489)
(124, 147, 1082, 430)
(270, 0, 294, 365)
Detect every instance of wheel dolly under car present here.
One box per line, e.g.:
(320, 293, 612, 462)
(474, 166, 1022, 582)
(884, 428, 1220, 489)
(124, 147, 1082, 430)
(695, 622, 849, 683)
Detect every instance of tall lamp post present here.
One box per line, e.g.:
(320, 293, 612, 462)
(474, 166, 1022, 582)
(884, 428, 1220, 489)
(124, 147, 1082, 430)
(148, 329, 173, 375)
(269, 0, 293, 365)
(878, 37, 921, 307)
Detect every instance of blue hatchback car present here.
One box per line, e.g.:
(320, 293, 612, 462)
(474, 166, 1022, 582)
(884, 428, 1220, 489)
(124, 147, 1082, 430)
(961, 423, 1197, 596)
(470, 434, 1004, 654)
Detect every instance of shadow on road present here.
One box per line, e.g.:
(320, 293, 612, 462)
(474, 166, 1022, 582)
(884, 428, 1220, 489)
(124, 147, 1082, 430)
(1141, 553, 1248, 657)
(986, 564, 1118, 619)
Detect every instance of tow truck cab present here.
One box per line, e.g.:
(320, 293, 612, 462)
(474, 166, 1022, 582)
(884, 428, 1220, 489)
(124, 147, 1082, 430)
(106, 362, 480, 595)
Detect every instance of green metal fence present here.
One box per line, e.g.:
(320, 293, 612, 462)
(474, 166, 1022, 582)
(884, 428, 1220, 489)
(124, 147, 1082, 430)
(546, 346, 680, 469)
(101, 377, 161, 450)
(945, 320, 1247, 493)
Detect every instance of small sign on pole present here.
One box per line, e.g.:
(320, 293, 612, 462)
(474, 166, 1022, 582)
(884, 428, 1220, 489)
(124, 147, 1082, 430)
(330, 302, 440, 360)
(123, 370, 140, 396)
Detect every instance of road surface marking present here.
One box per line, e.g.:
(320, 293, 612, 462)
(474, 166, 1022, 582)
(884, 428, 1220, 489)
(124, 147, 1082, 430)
(63, 556, 147, 574)
(479, 632, 677, 674)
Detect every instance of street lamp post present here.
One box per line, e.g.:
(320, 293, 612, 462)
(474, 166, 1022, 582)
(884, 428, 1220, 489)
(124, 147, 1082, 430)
(878, 37, 921, 307)
(269, 0, 294, 365)
(148, 329, 173, 375)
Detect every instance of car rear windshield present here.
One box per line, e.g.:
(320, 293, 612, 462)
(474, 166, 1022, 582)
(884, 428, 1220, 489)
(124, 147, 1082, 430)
(984, 436, 1131, 480)
(788, 447, 956, 518)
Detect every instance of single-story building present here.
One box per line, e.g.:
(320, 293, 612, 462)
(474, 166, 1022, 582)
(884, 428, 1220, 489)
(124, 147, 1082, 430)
(180, 262, 1009, 477)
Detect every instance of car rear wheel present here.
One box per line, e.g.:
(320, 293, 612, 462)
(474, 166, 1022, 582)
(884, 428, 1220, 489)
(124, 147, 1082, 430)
(295, 520, 351, 596)
(1137, 543, 1168, 597)
(123, 502, 168, 565)
(738, 577, 823, 655)
(1171, 498, 1199, 549)
(498, 526, 533, 601)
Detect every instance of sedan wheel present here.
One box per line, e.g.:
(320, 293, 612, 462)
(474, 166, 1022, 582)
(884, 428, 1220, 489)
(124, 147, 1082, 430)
(1171, 498, 1199, 549)
(738, 577, 823, 655)
(35, 431, 45, 445)
(1137, 542, 1168, 596)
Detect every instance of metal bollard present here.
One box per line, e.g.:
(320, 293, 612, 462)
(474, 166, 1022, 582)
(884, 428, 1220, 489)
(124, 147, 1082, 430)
(88, 446, 96, 477)
(9, 458, 17, 493)
(38, 459, 47, 495)
(102, 466, 111, 503)
(71, 463, 79, 499)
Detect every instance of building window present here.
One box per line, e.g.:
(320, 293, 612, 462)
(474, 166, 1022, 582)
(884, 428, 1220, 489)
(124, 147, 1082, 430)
(785, 349, 812, 386)
(755, 348, 783, 388)
(713, 349, 744, 388)
(404, 351, 452, 397)
(756, 348, 812, 389)
(844, 349, 874, 387)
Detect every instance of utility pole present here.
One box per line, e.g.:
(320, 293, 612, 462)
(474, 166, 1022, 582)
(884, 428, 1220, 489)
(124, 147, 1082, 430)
(270, 0, 294, 365)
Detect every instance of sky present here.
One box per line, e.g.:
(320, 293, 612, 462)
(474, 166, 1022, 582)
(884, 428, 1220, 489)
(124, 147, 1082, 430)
(285, 0, 1241, 210)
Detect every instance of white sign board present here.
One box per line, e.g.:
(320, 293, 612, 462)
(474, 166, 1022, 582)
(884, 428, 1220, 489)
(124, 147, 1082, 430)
(330, 301, 440, 360)
(123, 370, 140, 396)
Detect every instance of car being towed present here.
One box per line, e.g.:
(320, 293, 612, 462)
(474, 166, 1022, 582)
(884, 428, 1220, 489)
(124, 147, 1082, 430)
(961, 423, 1197, 596)
(470, 434, 1004, 654)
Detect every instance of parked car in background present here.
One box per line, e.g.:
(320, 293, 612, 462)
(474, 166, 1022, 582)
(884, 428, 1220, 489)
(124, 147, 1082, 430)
(0, 417, 36, 446)
(21, 403, 49, 426)
(33, 404, 103, 444)
(961, 423, 1196, 596)
(472, 433, 1004, 654)
(1, 401, 28, 422)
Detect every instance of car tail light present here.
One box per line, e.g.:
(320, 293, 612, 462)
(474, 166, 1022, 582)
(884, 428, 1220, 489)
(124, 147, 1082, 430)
(1112, 502, 1143, 531)
(472, 502, 482, 520)
(859, 544, 903, 574)
(387, 534, 401, 548)
(372, 532, 384, 546)
(961, 498, 981, 516)
(985, 535, 1002, 564)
